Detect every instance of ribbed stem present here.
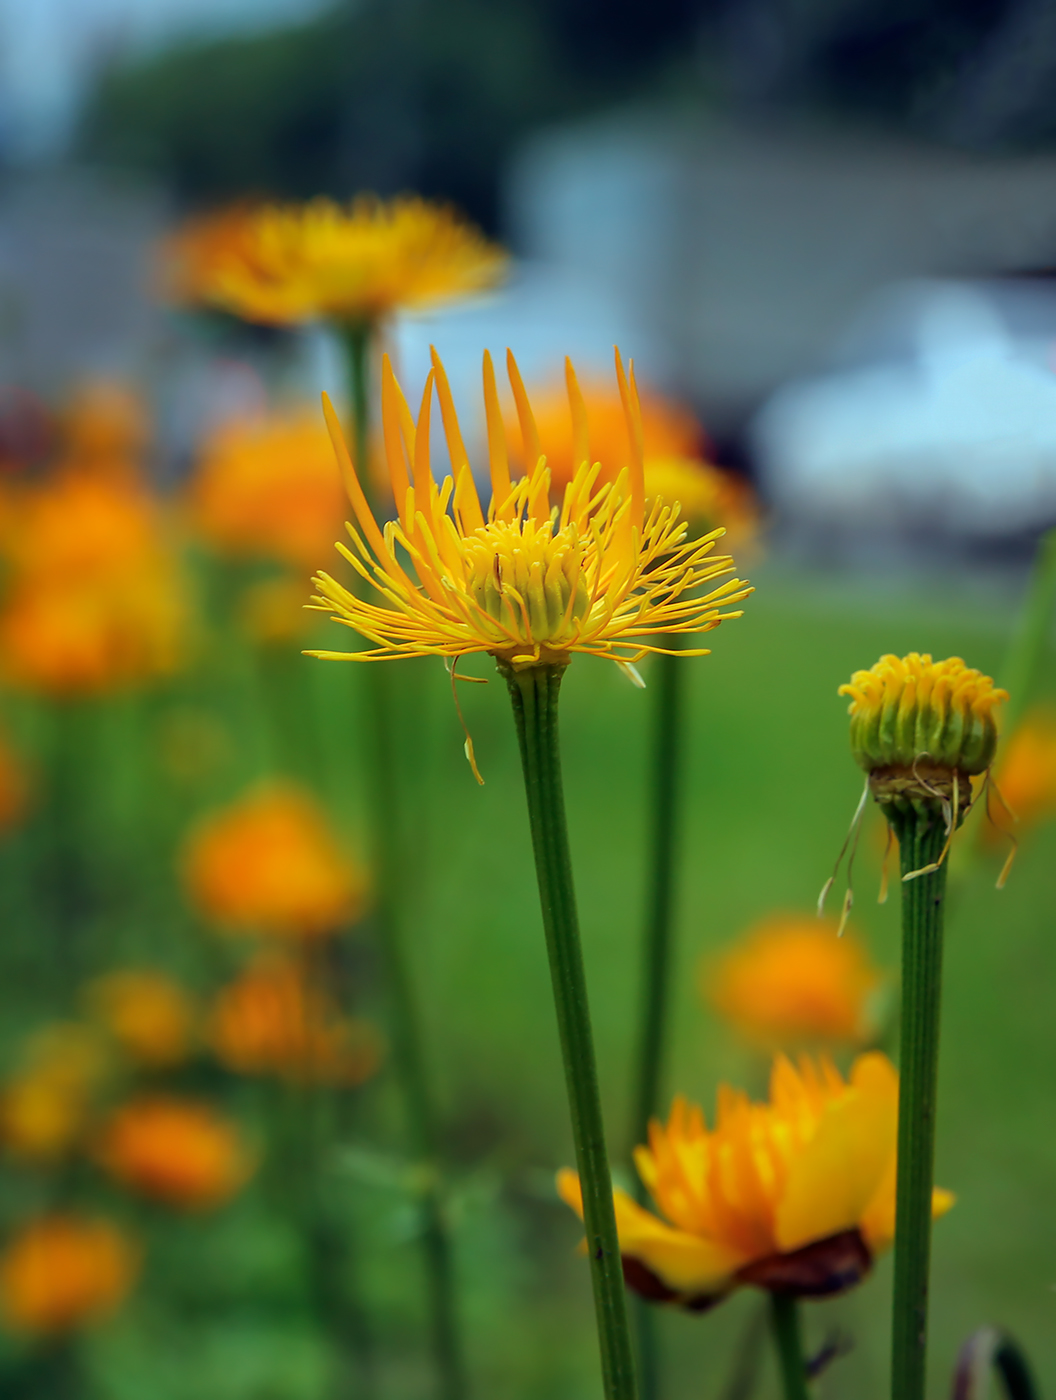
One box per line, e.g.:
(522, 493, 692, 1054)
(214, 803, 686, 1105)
(343, 320, 467, 1400)
(889, 806, 949, 1400)
(769, 1294, 810, 1400)
(502, 661, 638, 1400)
(630, 646, 684, 1400)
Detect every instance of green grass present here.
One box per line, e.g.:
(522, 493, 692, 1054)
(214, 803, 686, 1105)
(2, 559, 1054, 1399)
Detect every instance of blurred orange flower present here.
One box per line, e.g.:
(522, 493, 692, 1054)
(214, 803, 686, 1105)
(516, 378, 703, 491)
(559, 1052, 952, 1309)
(85, 971, 196, 1069)
(703, 914, 883, 1046)
(0, 1217, 139, 1335)
(160, 196, 507, 326)
(210, 954, 383, 1085)
(190, 412, 346, 570)
(0, 723, 29, 833)
(58, 380, 150, 472)
(989, 707, 1056, 839)
(0, 1024, 109, 1162)
(0, 467, 187, 697)
(96, 1097, 252, 1210)
(643, 457, 757, 544)
(183, 783, 367, 939)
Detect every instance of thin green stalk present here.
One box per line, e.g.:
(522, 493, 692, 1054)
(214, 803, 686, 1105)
(889, 808, 949, 1400)
(768, 1294, 810, 1400)
(340, 320, 467, 1400)
(1001, 525, 1056, 731)
(503, 660, 637, 1400)
(343, 321, 372, 488)
(629, 645, 685, 1400)
(364, 664, 466, 1400)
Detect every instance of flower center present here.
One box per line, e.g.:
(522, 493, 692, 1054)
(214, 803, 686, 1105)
(463, 517, 591, 652)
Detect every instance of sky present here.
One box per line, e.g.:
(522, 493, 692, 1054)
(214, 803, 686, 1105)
(0, 0, 330, 159)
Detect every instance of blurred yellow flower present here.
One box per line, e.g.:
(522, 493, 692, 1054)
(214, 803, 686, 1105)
(644, 457, 757, 545)
(559, 1053, 953, 1308)
(0, 1024, 109, 1162)
(309, 349, 750, 670)
(210, 954, 383, 1085)
(0, 1216, 139, 1335)
(85, 971, 196, 1069)
(190, 412, 347, 570)
(704, 914, 883, 1046)
(161, 196, 507, 326)
(183, 783, 367, 939)
(989, 707, 1056, 838)
(96, 1096, 252, 1210)
(0, 467, 187, 697)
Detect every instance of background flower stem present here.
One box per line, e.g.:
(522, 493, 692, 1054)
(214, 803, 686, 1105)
(629, 641, 686, 1400)
(503, 660, 638, 1400)
(769, 1293, 810, 1400)
(952, 1327, 1039, 1400)
(342, 324, 468, 1400)
(889, 806, 949, 1400)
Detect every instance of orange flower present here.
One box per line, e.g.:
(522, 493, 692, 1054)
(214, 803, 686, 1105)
(156, 203, 264, 309)
(0, 467, 187, 697)
(85, 971, 195, 1069)
(0, 1217, 139, 1335)
(0, 1024, 109, 1162)
(704, 914, 883, 1046)
(183, 783, 367, 939)
(990, 707, 1056, 837)
(190, 412, 347, 569)
(58, 380, 150, 472)
(210, 954, 382, 1085)
(515, 378, 703, 492)
(96, 1097, 252, 1210)
(0, 723, 29, 833)
(559, 1053, 953, 1309)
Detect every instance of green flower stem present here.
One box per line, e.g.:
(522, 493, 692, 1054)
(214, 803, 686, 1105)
(769, 1294, 810, 1400)
(340, 321, 467, 1400)
(342, 321, 372, 486)
(889, 806, 949, 1400)
(502, 660, 638, 1400)
(1001, 525, 1056, 731)
(629, 645, 685, 1400)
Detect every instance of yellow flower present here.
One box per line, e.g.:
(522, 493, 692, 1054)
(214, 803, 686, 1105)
(183, 783, 368, 939)
(309, 349, 751, 671)
(0, 1217, 139, 1335)
(989, 707, 1056, 838)
(161, 196, 507, 326)
(190, 412, 348, 570)
(644, 457, 757, 544)
(559, 1053, 953, 1308)
(704, 914, 883, 1046)
(210, 954, 383, 1086)
(840, 653, 1006, 778)
(0, 1024, 109, 1162)
(95, 1096, 252, 1210)
(85, 971, 196, 1069)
